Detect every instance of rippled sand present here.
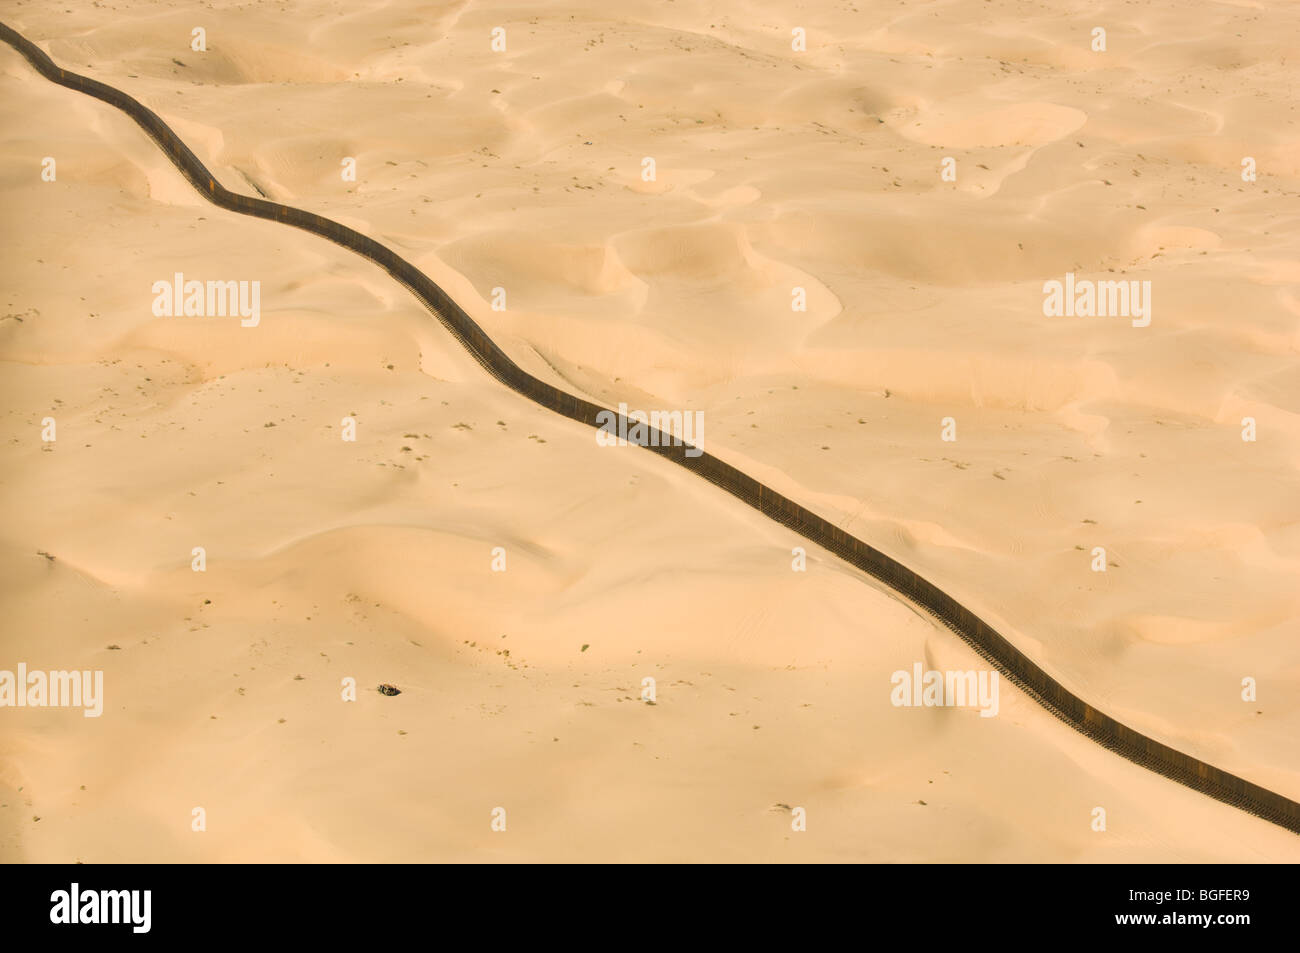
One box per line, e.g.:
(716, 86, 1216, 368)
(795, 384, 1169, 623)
(1, 1, 1297, 861)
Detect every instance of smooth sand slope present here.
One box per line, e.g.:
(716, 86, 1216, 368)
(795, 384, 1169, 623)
(1, 0, 1298, 861)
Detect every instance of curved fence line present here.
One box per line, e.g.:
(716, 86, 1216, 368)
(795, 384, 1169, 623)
(4, 20, 1296, 835)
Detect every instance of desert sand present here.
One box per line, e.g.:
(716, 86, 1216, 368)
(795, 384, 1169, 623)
(1, 0, 1298, 861)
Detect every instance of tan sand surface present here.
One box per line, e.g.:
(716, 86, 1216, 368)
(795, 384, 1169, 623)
(1, 0, 1297, 861)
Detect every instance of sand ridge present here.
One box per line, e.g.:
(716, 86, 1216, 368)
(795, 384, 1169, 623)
(2, 0, 1300, 863)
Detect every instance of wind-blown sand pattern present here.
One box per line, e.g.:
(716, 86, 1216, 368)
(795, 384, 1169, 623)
(1, 2, 1298, 862)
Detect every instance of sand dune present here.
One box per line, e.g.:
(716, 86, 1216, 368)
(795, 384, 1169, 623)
(1, 0, 1298, 861)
